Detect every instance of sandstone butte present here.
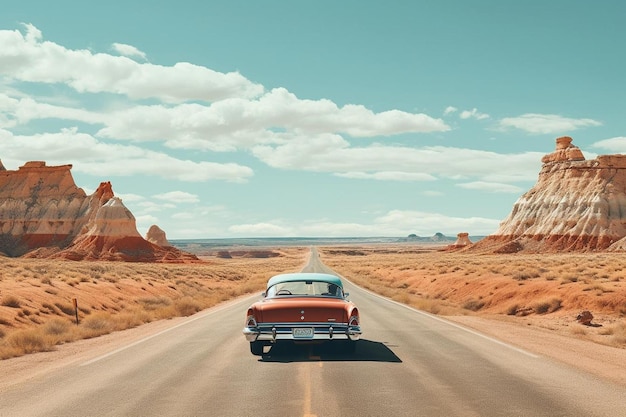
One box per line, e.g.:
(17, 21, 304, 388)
(0, 160, 198, 262)
(473, 136, 626, 253)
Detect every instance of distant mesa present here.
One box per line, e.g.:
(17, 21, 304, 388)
(405, 233, 455, 243)
(431, 232, 446, 242)
(474, 136, 626, 253)
(0, 160, 199, 262)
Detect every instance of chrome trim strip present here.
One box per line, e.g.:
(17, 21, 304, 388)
(244, 322, 362, 342)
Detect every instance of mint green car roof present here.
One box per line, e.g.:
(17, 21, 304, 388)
(267, 273, 343, 289)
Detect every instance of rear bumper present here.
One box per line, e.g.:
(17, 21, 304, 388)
(243, 322, 361, 343)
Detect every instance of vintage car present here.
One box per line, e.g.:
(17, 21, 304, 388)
(243, 272, 361, 355)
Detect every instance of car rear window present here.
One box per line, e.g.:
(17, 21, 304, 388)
(267, 280, 342, 298)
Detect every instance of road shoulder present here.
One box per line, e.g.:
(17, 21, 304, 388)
(448, 315, 626, 387)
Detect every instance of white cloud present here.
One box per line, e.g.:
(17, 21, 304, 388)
(0, 94, 105, 127)
(170, 204, 230, 220)
(253, 139, 543, 183)
(115, 193, 146, 202)
(111, 43, 147, 61)
(0, 128, 254, 182)
(229, 222, 295, 236)
(444, 106, 457, 115)
(227, 210, 501, 237)
(152, 191, 200, 203)
(374, 210, 500, 235)
(591, 137, 626, 152)
(498, 113, 602, 134)
(456, 181, 524, 194)
(135, 200, 174, 213)
(0, 25, 453, 181)
(95, 88, 450, 150)
(0, 25, 263, 102)
(336, 171, 437, 181)
(135, 214, 160, 235)
(460, 108, 490, 120)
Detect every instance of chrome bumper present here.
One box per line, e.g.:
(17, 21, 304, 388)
(243, 322, 361, 343)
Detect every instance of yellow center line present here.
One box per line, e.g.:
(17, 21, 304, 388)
(301, 350, 326, 417)
(302, 362, 316, 417)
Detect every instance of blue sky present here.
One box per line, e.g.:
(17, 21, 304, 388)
(1, 1, 625, 239)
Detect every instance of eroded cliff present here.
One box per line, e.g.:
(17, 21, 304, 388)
(0, 161, 198, 262)
(476, 137, 626, 252)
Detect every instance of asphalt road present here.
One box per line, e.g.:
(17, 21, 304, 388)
(1, 248, 625, 416)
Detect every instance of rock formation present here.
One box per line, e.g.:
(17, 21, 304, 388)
(540, 136, 585, 164)
(0, 160, 198, 262)
(453, 233, 472, 246)
(444, 232, 473, 251)
(146, 225, 170, 247)
(475, 137, 626, 252)
(576, 310, 594, 326)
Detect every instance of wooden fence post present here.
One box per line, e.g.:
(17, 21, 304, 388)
(73, 298, 79, 325)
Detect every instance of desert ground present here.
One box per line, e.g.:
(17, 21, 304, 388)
(1, 244, 625, 384)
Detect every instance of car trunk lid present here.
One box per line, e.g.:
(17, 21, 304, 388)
(258, 298, 347, 323)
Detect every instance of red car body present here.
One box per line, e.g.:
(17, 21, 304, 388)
(243, 272, 361, 355)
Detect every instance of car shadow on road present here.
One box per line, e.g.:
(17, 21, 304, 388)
(258, 339, 402, 363)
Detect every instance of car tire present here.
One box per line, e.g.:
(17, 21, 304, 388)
(250, 341, 265, 356)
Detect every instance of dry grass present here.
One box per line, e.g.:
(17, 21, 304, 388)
(319, 245, 626, 348)
(0, 248, 307, 359)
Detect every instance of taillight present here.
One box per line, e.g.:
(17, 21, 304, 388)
(245, 307, 258, 327)
(349, 315, 359, 327)
(246, 315, 257, 327)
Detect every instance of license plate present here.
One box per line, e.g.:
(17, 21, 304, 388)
(292, 327, 314, 339)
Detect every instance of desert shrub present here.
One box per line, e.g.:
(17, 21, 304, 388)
(610, 321, 626, 345)
(80, 313, 113, 338)
(40, 303, 59, 314)
(55, 302, 77, 316)
(463, 299, 485, 311)
(505, 304, 519, 315)
(412, 298, 442, 314)
(114, 310, 152, 329)
(43, 318, 71, 335)
(4, 328, 56, 354)
(392, 292, 412, 304)
(78, 306, 91, 315)
(1, 295, 21, 308)
(174, 297, 202, 316)
(532, 298, 562, 314)
(138, 296, 172, 310)
(512, 273, 529, 281)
